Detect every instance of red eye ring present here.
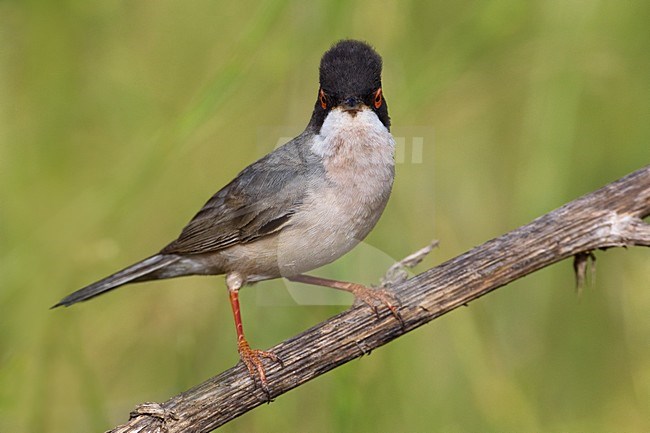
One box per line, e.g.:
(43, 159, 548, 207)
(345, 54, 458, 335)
(319, 89, 327, 109)
(373, 88, 383, 109)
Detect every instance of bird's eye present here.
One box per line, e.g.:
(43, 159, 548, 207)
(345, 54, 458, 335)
(373, 88, 383, 109)
(319, 89, 327, 109)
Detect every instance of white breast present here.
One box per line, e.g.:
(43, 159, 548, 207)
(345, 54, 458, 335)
(275, 107, 395, 276)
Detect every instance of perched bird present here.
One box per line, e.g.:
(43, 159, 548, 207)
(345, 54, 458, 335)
(54, 40, 399, 395)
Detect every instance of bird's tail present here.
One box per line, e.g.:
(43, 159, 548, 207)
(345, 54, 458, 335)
(52, 254, 181, 308)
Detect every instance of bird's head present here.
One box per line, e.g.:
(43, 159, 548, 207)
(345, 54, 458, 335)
(309, 40, 390, 131)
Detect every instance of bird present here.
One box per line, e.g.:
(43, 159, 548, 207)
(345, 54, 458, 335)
(53, 39, 399, 396)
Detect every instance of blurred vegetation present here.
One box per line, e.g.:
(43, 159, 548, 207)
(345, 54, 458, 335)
(1, 0, 649, 432)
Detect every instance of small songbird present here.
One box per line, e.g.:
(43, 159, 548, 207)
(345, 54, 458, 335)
(54, 40, 399, 395)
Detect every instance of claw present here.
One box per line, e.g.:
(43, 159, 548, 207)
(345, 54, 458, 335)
(238, 338, 283, 401)
(349, 284, 404, 329)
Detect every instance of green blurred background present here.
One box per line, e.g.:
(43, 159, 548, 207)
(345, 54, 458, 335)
(1, 0, 649, 432)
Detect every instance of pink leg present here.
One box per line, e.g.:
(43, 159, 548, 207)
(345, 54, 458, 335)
(227, 274, 282, 399)
(287, 274, 403, 326)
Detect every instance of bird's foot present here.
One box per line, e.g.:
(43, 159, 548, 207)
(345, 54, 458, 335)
(349, 283, 404, 328)
(238, 337, 283, 400)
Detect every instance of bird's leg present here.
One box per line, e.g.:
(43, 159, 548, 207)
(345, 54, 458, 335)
(287, 274, 403, 327)
(226, 274, 282, 399)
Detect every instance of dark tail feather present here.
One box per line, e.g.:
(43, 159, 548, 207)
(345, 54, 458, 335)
(52, 254, 180, 308)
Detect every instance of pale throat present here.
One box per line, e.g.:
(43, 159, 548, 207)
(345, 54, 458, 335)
(311, 107, 395, 171)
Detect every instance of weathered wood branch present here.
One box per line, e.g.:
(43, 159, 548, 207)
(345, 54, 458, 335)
(108, 165, 650, 433)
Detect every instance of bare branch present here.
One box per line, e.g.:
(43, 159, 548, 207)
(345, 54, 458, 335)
(108, 165, 650, 433)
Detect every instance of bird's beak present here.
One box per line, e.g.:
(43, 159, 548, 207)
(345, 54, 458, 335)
(340, 96, 363, 113)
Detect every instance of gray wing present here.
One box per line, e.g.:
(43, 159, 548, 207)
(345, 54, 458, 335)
(161, 137, 323, 255)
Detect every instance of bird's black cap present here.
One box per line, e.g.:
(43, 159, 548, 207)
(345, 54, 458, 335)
(319, 40, 383, 97)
